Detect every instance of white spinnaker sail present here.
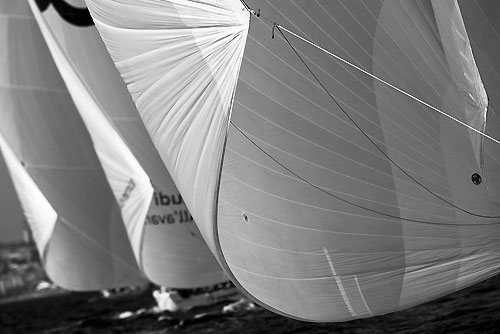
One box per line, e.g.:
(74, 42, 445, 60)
(28, 0, 154, 268)
(0, 153, 24, 243)
(0, 133, 56, 258)
(88, 0, 500, 321)
(32, 0, 227, 288)
(0, 0, 145, 290)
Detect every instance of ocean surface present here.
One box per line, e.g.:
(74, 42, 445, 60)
(1, 274, 499, 334)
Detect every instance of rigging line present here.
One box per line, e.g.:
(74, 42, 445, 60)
(274, 24, 500, 146)
(240, 0, 251, 12)
(240, 0, 259, 17)
(240, 0, 250, 11)
(230, 122, 500, 226)
(273, 24, 500, 219)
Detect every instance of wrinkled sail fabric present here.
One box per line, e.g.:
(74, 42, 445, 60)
(0, 0, 145, 290)
(88, 0, 500, 322)
(88, 0, 250, 253)
(33, 0, 226, 287)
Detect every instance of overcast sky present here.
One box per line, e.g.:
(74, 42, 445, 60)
(0, 153, 24, 242)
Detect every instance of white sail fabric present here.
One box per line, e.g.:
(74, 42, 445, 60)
(88, 0, 500, 322)
(34, 0, 227, 287)
(0, 133, 56, 257)
(88, 0, 249, 252)
(28, 0, 154, 267)
(432, 0, 487, 168)
(0, 0, 145, 290)
(458, 0, 500, 207)
(0, 153, 24, 243)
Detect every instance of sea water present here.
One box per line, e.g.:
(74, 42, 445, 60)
(1, 275, 499, 334)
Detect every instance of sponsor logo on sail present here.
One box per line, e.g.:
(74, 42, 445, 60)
(118, 179, 136, 207)
(152, 191, 183, 206)
(144, 209, 194, 226)
(145, 191, 194, 226)
(34, 0, 94, 27)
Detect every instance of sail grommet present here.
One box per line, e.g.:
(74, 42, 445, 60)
(242, 213, 249, 223)
(471, 173, 482, 185)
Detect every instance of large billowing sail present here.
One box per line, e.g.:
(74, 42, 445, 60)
(28, 0, 154, 270)
(0, 0, 145, 290)
(31, 0, 226, 288)
(87, 0, 500, 321)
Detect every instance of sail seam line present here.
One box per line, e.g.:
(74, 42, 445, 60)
(237, 72, 449, 180)
(234, 99, 452, 193)
(231, 122, 500, 225)
(245, 32, 447, 157)
(275, 24, 500, 146)
(225, 146, 462, 215)
(58, 217, 142, 273)
(220, 196, 468, 235)
(219, 226, 476, 253)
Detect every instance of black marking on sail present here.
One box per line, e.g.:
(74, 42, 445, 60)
(472, 173, 482, 185)
(34, 0, 94, 27)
